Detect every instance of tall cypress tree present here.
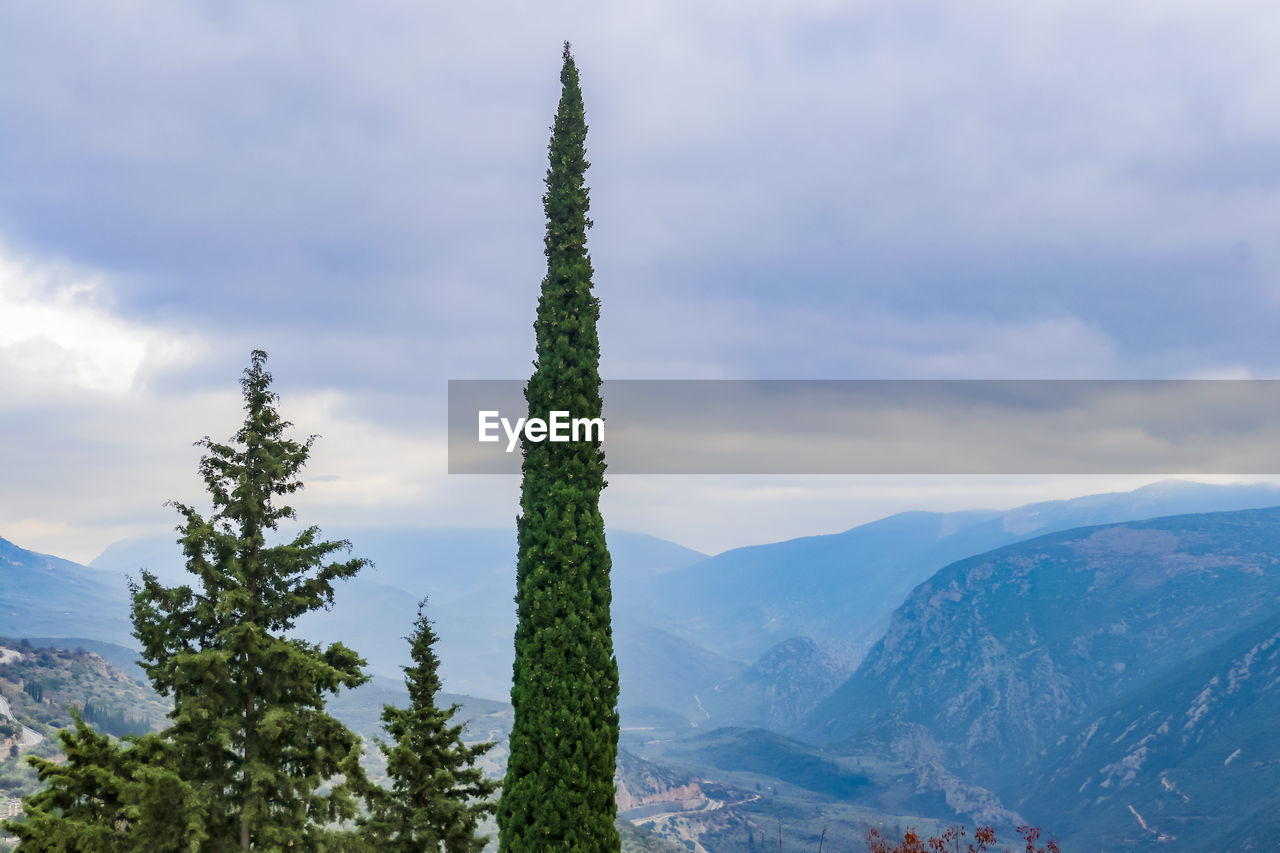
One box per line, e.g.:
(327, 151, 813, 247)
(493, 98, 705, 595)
(130, 350, 371, 851)
(498, 43, 621, 852)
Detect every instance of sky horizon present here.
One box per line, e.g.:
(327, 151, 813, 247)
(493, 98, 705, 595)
(4, 3, 1280, 564)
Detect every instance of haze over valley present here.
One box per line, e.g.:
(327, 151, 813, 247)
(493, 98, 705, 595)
(7, 480, 1280, 849)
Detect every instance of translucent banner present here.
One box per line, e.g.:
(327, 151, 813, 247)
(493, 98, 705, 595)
(447, 380, 1280, 474)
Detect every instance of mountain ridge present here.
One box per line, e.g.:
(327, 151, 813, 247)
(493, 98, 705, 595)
(799, 505, 1280, 847)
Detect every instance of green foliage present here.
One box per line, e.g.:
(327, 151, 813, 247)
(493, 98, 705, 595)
(359, 602, 497, 851)
(126, 350, 372, 850)
(78, 699, 149, 738)
(2, 712, 205, 852)
(0, 643, 167, 738)
(498, 42, 621, 852)
(0, 752, 38, 797)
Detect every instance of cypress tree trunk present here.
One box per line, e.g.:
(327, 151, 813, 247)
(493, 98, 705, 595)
(498, 43, 621, 852)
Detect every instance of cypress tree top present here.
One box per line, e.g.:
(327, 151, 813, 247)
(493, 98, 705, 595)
(498, 43, 621, 853)
(530, 42, 600, 417)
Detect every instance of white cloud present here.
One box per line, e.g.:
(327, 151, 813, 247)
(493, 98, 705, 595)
(0, 243, 204, 396)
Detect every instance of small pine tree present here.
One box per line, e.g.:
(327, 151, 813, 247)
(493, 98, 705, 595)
(359, 601, 498, 851)
(3, 712, 205, 852)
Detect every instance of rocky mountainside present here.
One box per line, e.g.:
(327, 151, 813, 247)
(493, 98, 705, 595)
(1026, 609, 1280, 849)
(803, 506, 1280, 847)
(696, 637, 854, 730)
(0, 640, 170, 804)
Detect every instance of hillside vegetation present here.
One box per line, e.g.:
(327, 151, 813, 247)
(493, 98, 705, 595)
(0, 641, 167, 804)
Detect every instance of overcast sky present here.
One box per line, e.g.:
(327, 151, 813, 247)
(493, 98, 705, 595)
(3, 1, 1280, 563)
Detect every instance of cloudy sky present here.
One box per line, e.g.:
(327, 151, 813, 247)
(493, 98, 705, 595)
(3, 1, 1279, 563)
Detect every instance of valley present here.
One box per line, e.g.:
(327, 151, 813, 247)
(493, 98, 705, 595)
(6, 480, 1280, 849)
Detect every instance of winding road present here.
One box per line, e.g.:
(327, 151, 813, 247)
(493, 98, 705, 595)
(0, 649, 45, 748)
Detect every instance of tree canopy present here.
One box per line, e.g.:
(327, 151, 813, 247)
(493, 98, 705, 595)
(128, 349, 372, 851)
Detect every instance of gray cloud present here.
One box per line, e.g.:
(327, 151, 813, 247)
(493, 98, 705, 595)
(1, 3, 1276, 371)
(4, 1, 1280, 555)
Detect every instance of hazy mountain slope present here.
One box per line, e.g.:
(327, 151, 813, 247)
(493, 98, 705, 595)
(696, 637, 854, 730)
(651, 509, 1004, 662)
(29, 481, 1280, 718)
(652, 481, 1280, 664)
(614, 620, 742, 722)
(89, 526, 710, 702)
(91, 526, 703, 597)
(805, 506, 1280, 798)
(0, 536, 132, 646)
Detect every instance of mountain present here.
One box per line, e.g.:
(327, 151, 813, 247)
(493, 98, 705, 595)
(650, 509, 1002, 663)
(16, 638, 146, 681)
(24, 481, 1280, 722)
(0, 536, 132, 646)
(0, 639, 171, 803)
(89, 526, 709, 702)
(90, 525, 703, 598)
(614, 620, 742, 724)
(1027, 609, 1280, 849)
(651, 481, 1280, 665)
(802, 506, 1280, 845)
(16, 485, 1280, 849)
(696, 637, 854, 730)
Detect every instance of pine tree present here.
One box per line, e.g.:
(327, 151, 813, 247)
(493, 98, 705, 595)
(3, 713, 205, 852)
(497, 43, 621, 852)
(359, 601, 498, 852)
(130, 349, 372, 851)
